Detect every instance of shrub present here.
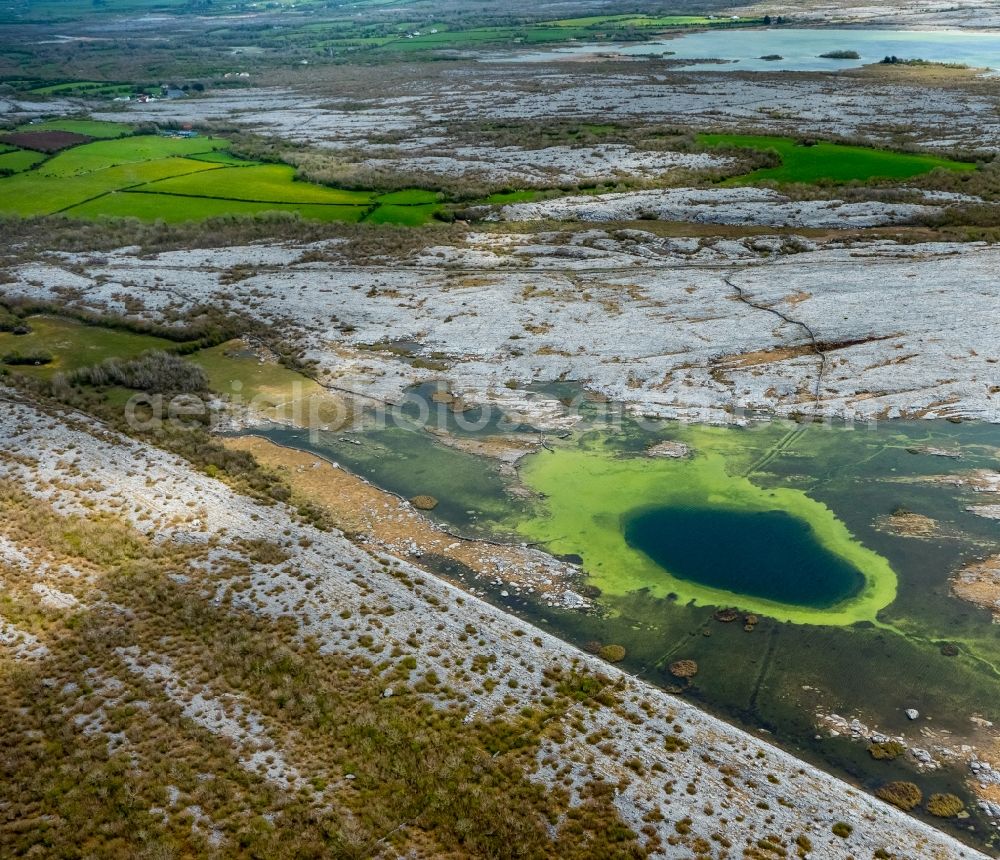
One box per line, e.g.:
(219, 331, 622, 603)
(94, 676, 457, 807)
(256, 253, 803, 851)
(926, 793, 964, 818)
(72, 350, 208, 393)
(241, 538, 291, 566)
(876, 781, 922, 810)
(0, 308, 27, 332)
(831, 822, 852, 838)
(760, 148, 782, 169)
(2, 349, 52, 366)
(663, 735, 689, 753)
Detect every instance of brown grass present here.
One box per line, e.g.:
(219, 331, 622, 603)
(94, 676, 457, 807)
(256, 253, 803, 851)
(845, 62, 986, 88)
(223, 436, 568, 597)
(0, 478, 648, 858)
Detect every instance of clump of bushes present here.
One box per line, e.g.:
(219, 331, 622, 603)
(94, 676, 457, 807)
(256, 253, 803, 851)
(876, 780, 923, 810)
(868, 740, 906, 760)
(240, 538, 291, 566)
(3, 349, 52, 366)
(926, 793, 964, 818)
(0, 307, 28, 333)
(554, 669, 617, 706)
(663, 734, 689, 753)
(831, 822, 852, 838)
(71, 350, 208, 393)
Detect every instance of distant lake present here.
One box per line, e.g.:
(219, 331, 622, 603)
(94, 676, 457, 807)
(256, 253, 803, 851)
(502, 27, 1000, 72)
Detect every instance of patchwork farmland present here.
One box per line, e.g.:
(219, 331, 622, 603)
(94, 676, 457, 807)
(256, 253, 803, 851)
(0, 120, 442, 224)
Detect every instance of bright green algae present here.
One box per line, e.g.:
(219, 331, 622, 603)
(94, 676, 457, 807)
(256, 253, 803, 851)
(516, 430, 898, 625)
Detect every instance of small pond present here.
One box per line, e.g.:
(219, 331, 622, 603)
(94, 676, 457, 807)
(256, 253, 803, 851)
(623, 505, 866, 608)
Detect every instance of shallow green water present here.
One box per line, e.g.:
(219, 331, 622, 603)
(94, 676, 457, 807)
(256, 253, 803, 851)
(241, 411, 1000, 851)
(623, 505, 865, 608)
(252, 422, 528, 534)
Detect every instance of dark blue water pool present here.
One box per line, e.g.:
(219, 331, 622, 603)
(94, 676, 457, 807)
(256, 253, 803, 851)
(623, 505, 865, 607)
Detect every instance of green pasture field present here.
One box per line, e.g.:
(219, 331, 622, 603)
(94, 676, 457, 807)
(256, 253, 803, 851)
(549, 14, 741, 27)
(0, 157, 224, 216)
(192, 340, 316, 401)
(380, 14, 757, 52)
(699, 133, 977, 184)
(27, 83, 136, 98)
(2, 118, 976, 226)
(36, 135, 228, 176)
(29, 81, 103, 94)
(134, 163, 377, 204)
(0, 316, 182, 377)
(64, 194, 371, 223)
(0, 321, 344, 424)
(484, 190, 543, 205)
(190, 340, 345, 426)
(0, 150, 47, 173)
(185, 150, 252, 165)
(15, 118, 134, 138)
(365, 203, 438, 225)
(319, 36, 397, 49)
(374, 189, 439, 204)
(385, 25, 605, 50)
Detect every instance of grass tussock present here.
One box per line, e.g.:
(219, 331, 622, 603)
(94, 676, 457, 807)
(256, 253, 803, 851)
(926, 793, 964, 818)
(876, 781, 923, 811)
(868, 740, 906, 761)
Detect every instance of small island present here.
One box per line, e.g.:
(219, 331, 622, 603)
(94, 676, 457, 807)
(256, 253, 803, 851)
(820, 49, 861, 59)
